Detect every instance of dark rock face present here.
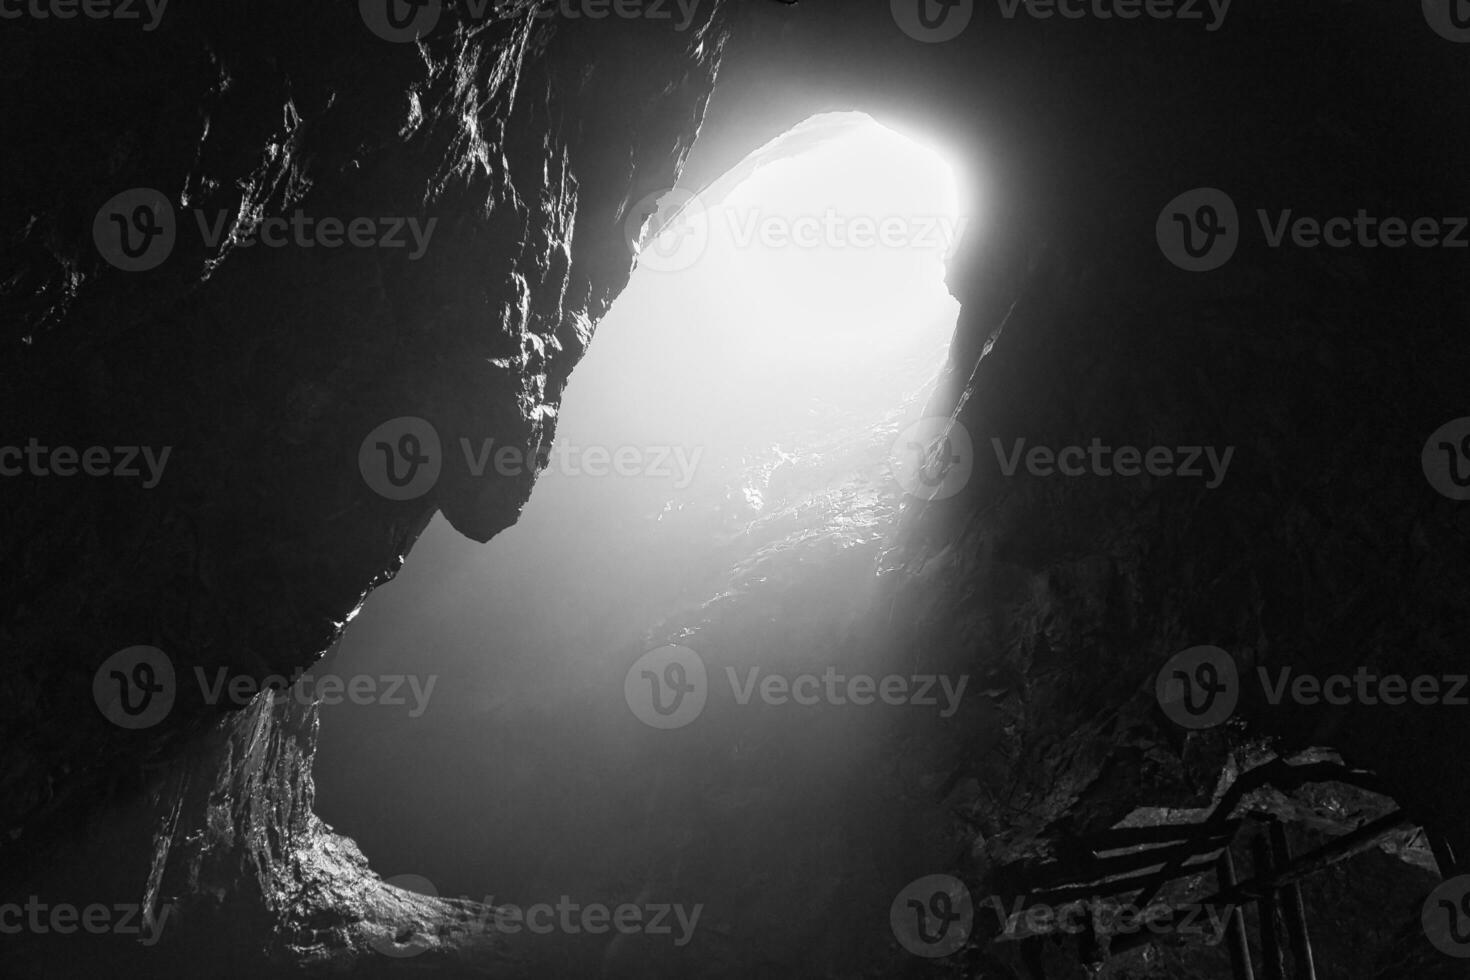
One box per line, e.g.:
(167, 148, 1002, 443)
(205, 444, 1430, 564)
(1, 3, 730, 974)
(5, 0, 1470, 976)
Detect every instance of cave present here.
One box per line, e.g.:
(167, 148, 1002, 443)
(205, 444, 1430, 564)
(4, 2, 1470, 978)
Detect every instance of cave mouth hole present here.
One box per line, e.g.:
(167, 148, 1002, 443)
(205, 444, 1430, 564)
(607, 109, 968, 471)
(313, 110, 969, 911)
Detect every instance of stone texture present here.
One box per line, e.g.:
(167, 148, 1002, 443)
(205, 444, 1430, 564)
(0, 3, 731, 974)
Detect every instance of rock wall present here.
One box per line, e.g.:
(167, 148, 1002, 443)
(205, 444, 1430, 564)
(0, 2, 732, 974)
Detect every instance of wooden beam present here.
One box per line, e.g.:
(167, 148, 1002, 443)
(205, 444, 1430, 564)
(1253, 834, 1286, 980)
(1270, 821, 1317, 980)
(1217, 847, 1256, 980)
(1107, 810, 1408, 957)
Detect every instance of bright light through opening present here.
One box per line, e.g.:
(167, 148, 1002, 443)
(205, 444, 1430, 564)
(553, 111, 967, 493)
(314, 111, 972, 915)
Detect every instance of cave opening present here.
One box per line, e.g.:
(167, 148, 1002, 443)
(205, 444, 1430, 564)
(12, 4, 1470, 978)
(312, 110, 970, 972)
